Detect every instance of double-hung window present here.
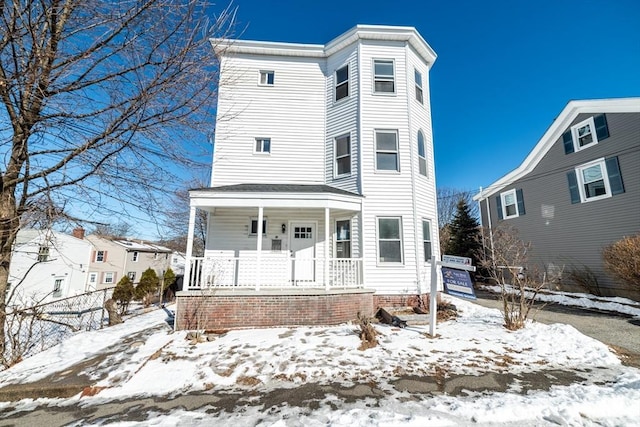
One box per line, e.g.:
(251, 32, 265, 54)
(567, 158, 623, 203)
(378, 217, 403, 263)
(563, 114, 609, 154)
(414, 69, 424, 104)
(496, 189, 526, 220)
(375, 130, 399, 171)
(335, 134, 351, 177)
(259, 70, 274, 86)
(103, 272, 115, 284)
(422, 220, 432, 262)
(335, 65, 349, 101)
(373, 59, 395, 93)
(38, 245, 49, 262)
(132, 251, 139, 262)
(417, 131, 427, 176)
(250, 218, 267, 236)
(95, 250, 105, 262)
(255, 138, 271, 154)
(335, 220, 351, 258)
(53, 278, 63, 298)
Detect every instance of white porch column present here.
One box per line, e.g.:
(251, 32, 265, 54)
(256, 206, 264, 291)
(184, 206, 197, 289)
(324, 207, 330, 291)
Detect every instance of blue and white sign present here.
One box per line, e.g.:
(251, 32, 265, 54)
(441, 267, 476, 300)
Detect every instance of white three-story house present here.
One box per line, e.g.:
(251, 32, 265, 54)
(178, 25, 440, 329)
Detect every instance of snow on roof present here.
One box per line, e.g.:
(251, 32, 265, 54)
(111, 239, 172, 252)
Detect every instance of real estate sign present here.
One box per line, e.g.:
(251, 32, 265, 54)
(441, 267, 476, 300)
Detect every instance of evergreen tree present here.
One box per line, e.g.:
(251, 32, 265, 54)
(163, 268, 177, 292)
(445, 198, 481, 265)
(112, 276, 135, 315)
(135, 268, 160, 305)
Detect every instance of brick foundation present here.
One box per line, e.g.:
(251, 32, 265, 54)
(175, 288, 376, 330)
(373, 293, 430, 311)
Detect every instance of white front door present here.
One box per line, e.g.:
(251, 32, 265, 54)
(290, 222, 316, 283)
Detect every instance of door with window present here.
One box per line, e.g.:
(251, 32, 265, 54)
(290, 223, 316, 283)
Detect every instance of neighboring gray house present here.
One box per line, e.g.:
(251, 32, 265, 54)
(474, 98, 640, 299)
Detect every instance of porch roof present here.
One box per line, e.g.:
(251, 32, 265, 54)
(189, 184, 363, 211)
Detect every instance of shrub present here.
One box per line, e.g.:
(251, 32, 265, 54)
(135, 268, 159, 306)
(602, 234, 640, 294)
(566, 264, 603, 296)
(112, 276, 135, 315)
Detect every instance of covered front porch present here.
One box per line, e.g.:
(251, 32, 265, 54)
(183, 184, 365, 291)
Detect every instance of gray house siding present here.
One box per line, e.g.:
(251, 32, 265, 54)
(481, 112, 640, 297)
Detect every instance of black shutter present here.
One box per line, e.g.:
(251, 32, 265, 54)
(562, 130, 574, 154)
(495, 195, 503, 220)
(594, 114, 609, 141)
(606, 156, 625, 195)
(567, 170, 581, 204)
(516, 189, 526, 216)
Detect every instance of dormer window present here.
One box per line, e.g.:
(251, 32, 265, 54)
(259, 70, 274, 86)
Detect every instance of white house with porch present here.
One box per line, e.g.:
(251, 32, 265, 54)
(179, 25, 440, 329)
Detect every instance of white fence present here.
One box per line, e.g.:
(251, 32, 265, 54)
(187, 254, 363, 290)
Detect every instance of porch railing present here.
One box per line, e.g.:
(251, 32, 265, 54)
(186, 255, 363, 290)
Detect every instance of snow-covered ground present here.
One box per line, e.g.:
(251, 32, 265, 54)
(0, 295, 639, 426)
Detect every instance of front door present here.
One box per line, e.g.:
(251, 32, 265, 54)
(290, 222, 316, 283)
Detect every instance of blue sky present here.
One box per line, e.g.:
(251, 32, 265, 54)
(225, 0, 640, 192)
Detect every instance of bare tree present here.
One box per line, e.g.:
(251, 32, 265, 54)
(158, 179, 208, 256)
(0, 0, 236, 363)
(478, 225, 545, 330)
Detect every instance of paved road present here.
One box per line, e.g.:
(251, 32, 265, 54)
(473, 289, 640, 360)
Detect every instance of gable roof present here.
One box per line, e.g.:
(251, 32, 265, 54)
(474, 97, 640, 201)
(211, 24, 437, 67)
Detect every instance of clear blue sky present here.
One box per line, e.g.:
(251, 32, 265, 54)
(224, 0, 640, 192)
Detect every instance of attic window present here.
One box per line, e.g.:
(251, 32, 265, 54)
(563, 114, 609, 154)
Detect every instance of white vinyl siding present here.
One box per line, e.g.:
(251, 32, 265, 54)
(213, 55, 326, 186)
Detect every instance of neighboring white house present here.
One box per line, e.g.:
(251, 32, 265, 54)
(179, 25, 440, 328)
(171, 252, 186, 276)
(8, 229, 92, 306)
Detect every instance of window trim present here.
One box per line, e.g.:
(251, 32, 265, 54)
(373, 59, 396, 95)
(103, 272, 115, 284)
(414, 68, 424, 104)
(254, 137, 271, 154)
(249, 217, 268, 236)
(334, 219, 352, 259)
(258, 70, 274, 86)
(334, 133, 351, 178)
(500, 189, 520, 219)
(575, 158, 611, 203)
(571, 116, 598, 152)
(335, 64, 349, 102)
(95, 250, 105, 263)
(375, 130, 400, 172)
(377, 217, 404, 264)
(417, 130, 427, 177)
(88, 272, 98, 284)
(422, 219, 432, 262)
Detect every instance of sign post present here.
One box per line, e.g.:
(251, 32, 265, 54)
(429, 255, 477, 337)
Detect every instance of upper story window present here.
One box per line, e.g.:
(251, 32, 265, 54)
(417, 131, 427, 176)
(38, 245, 49, 262)
(375, 130, 399, 171)
(414, 69, 423, 104)
(335, 65, 349, 101)
(563, 114, 609, 154)
(567, 157, 624, 204)
(255, 138, 271, 154)
(53, 278, 63, 298)
(132, 251, 139, 262)
(373, 59, 395, 94)
(496, 189, 526, 220)
(259, 70, 274, 86)
(95, 250, 106, 262)
(335, 134, 351, 177)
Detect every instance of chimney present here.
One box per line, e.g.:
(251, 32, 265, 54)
(72, 227, 85, 240)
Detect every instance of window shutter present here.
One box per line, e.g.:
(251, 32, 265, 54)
(594, 114, 609, 141)
(495, 196, 503, 220)
(606, 156, 625, 195)
(562, 130, 574, 154)
(516, 189, 526, 215)
(103, 251, 108, 262)
(91, 251, 96, 262)
(567, 171, 580, 204)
